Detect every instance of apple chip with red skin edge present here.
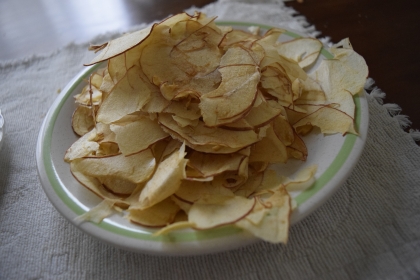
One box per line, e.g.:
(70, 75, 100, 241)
(136, 143, 188, 210)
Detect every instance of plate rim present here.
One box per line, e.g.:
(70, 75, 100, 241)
(36, 20, 369, 255)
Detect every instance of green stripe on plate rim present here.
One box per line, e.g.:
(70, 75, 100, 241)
(42, 22, 359, 243)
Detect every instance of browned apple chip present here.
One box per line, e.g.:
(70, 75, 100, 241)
(66, 12, 368, 244)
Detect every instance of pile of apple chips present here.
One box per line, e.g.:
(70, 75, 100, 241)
(65, 12, 368, 243)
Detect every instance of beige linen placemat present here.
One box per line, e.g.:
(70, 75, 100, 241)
(1, 0, 419, 279)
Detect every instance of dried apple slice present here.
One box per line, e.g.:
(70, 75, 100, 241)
(283, 165, 317, 192)
(222, 92, 283, 130)
(219, 29, 260, 49)
(86, 13, 195, 66)
(96, 66, 152, 124)
(174, 180, 235, 204)
(234, 172, 264, 198)
(260, 63, 293, 106)
(272, 114, 295, 147)
(72, 149, 156, 184)
(287, 131, 308, 161)
(128, 197, 180, 227)
(171, 195, 193, 214)
(219, 45, 260, 66)
(293, 105, 357, 135)
(249, 125, 288, 163)
(311, 39, 368, 97)
(141, 14, 223, 101)
(158, 113, 261, 154)
(153, 221, 196, 236)
(108, 53, 127, 84)
(172, 115, 199, 128)
(293, 77, 326, 105)
(189, 195, 256, 229)
(200, 65, 260, 127)
(211, 155, 249, 189)
(276, 38, 323, 68)
(141, 89, 171, 114)
(186, 150, 246, 179)
(99, 72, 115, 95)
(136, 143, 188, 210)
(256, 28, 287, 65)
(110, 116, 169, 155)
(255, 169, 286, 192)
(74, 84, 102, 106)
(64, 128, 99, 162)
(96, 142, 120, 157)
(236, 188, 291, 243)
(163, 100, 201, 120)
(70, 161, 122, 201)
(98, 177, 138, 196)
(86, 25, 154, 65)
(309, 40, 368, 118)
(72, 105, 95, 136)
(74, 199, 117, 224)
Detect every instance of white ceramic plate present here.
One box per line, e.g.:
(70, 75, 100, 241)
(36, 21, 369, 256)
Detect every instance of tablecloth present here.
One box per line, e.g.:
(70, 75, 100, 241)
(1, 0, 420, 279)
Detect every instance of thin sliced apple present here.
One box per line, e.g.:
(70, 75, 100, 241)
(64, 128, 99, 162)
(158, 113, 261, 154)
(222, 92, 283, 130)
(249, 125, 288, 163)
(287, 131, 308, 161)
(72, 105, 95, 136)
(174, 180, 234, 204)
(293, 105, 357, 135)
(98, 176, 138, 196)
(186, 150, 246, 178)
(72, 149, 156, 184)
(110, 116, 169, 155)
(276, 38, 323, 68)
(96, 66, 152, 124)
(128, 197, 180, 227)
(136, 143, 188, 210)
(189, 195, 256, 229)
(200, 65, 260, 127)
(236, 188, 291, 243)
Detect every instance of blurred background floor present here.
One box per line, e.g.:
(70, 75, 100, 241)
(1, 0, 419, 133)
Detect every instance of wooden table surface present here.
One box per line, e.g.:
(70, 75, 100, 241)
(1, 0, 419, 131)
